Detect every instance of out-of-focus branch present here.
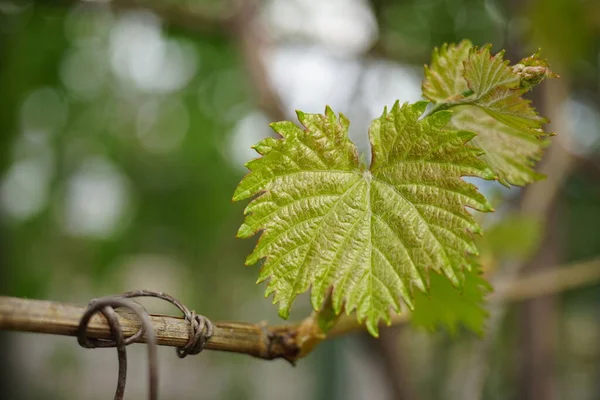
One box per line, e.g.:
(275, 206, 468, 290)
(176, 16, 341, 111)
(520, 82, 574, 218)
(227, 0, 287, 121)
(491, 257, 600, 302)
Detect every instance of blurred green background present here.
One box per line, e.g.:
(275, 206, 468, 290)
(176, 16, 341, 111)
(1, 0, 599, 399)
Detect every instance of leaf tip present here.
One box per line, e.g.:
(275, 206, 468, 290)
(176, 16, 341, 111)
(232, 189, 246, 202)
(245, 252, 259, 266)
(366, 320, 380, 337)
(484, 202, 495, 213)
(412, 100, 429, 114)
(482, 167, 496, 181)
(236, 223, 254, 238)
(295, 109, 306, 123)
(278, 306, 290, 320)
(339, 112, 350, 129)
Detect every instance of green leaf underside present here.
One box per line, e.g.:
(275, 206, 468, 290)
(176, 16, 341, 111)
(233, 102, 493, 336)
(423, 40, 551, 187)
(412, 263, 490, 335)
(451, 107, 547, 186)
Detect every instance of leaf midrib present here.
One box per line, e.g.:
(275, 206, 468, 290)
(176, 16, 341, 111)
(288, 175, 364, 298)
(371, 176, 453, 274)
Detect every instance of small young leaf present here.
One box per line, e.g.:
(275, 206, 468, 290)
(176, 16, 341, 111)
(422, 40, 472, 103)
(422, 40, 555, 187)
(234, 102, 494, 336)
(463, 45, 520, 98)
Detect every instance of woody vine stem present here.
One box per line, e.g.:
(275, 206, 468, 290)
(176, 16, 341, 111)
(1, 257, 600, 364)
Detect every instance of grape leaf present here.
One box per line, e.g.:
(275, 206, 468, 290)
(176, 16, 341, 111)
(479, 214, 542, 260)
(422, 40, 472, 103)
(451, 107, 547, 186)
(422, 40, 555, 186)
(412, 263, 490, 335)
(233, 101, 494, 336)
(463, 46, 520, 99)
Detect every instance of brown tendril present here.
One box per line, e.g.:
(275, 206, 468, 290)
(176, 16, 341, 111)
(77, 290, 213, 400)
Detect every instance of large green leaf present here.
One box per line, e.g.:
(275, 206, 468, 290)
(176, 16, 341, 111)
(422, 40, 555, 186)
(234, 101, 494, 336)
